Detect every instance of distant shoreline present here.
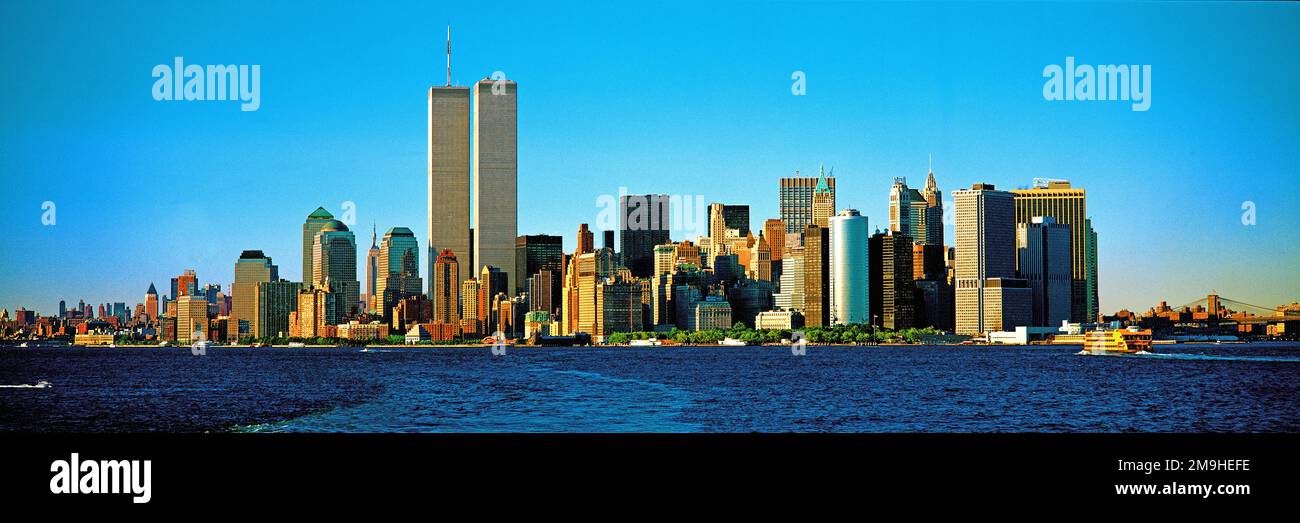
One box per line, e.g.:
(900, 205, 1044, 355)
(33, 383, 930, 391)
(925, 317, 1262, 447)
(3, 341, 1289, 350)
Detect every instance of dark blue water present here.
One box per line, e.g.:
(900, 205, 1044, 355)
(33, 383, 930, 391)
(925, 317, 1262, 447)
(2, 343, 1297, 432)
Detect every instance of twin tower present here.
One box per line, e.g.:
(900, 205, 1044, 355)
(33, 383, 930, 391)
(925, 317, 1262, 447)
(427, 73, 518, 300)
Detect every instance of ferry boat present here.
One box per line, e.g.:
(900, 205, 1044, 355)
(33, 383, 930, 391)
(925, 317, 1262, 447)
(718, 338, 747, 347)
(1080, 327, 1153, 355)
(628, 339, 662, 347)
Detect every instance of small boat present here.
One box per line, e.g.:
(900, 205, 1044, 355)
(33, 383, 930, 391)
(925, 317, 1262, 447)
(18, 342, 29, 348)
(629, 339, 662, 347)
(718, 337, 747, 347)
(1080, 327, 1152, 355)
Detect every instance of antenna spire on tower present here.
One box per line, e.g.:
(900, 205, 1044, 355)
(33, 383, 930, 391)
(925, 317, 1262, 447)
(446, 25, 452, 87)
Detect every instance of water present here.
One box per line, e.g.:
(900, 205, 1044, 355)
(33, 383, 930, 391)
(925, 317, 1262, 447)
(1, 343, 1297, 432)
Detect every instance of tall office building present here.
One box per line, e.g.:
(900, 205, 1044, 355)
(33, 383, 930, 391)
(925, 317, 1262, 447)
(302, 207, 335, 283)
(528, 270, 559, 316)
(889, 178, 928, 244)
(653, 244, 677, 277)
(460, 278, 482, 336)
(802, 224, 830, 327)
(256, 280, 301, 338)
(762, 219, 786, 262)
(516, 235, 564, 280)
(922, 166, 944, 246)
(829, 209, 869, 325)
(472, 77, 518, 296)
(748, 232, 773, 282)
(1010, 180, 1091, 323)
(1017, 216, 1072, 328)
(177, 270, 198, 296)
(427, 68, 472, 301)
(1085, 218, 1099, 322)
(774, 247, 804, 311)
(779, 168, 836, 234)
(516, 235, 564, 293)
(575, 223, 594, 255)
(595, 275, 645, 338)
(476, 265, 509, 333)
(870, 231, 915, 330)
(175, 294, 209, 342)
(312, 219, 361, 324)
(144, 283, 158, 321)
(602, 230, 616, 252)
(812, 165, 836, 228)
(953, 184, 1031, 334)
(563, 248, 615, 336)
(232, 250, 277, 341)
(376, 227, 422, 321)
(431, 249, 461, 324)
(365, 225, 380, 313)
(708, 203, 750, 237)
(620, 194, 671, 278)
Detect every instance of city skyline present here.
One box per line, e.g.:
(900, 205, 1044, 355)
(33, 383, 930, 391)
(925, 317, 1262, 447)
(2, 1, 1299, 316)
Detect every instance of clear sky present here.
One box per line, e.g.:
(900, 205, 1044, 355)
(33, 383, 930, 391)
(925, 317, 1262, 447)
(2, 0, 1297, 316)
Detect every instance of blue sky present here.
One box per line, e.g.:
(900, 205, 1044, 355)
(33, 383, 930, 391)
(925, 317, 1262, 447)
(2, 0, 1297, 315)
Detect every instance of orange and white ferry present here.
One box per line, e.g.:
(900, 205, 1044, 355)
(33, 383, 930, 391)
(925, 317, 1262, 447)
(1080, 327, 1153, 355)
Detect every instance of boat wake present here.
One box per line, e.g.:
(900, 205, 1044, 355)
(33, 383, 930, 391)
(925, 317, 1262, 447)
(0, 380, 51, 389)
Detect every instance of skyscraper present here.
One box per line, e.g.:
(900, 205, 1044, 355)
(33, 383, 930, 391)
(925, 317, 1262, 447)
(516, 235, 564, 293)
(774, 247, 804, 311)
(953, 184, 1031, 335)
(1085, 218, 1099, 322)
(870, 231, 915, 330)
(175, 294, 209, 342)
(620, 194, 671, 278)
(889, 177, 928, 244)
(1010, 180, 1090, 323)
(477, 265, 509, 333)
(312, 219, 360, 324)
(779, 168, 836, 234)
(802, 224, 830, 327)
(432, 249, 461, 325)
(602, 230, 616, 252)
(144, 283, 158, 321)
(708, 203, 750, 237)
(376, 227, 422, 322)
(922, 165, 944, 246)
(177, 270, 198, 296)
(748, 232, 773, 282)
(1017, 216, 1072, 328)
(427, 69, 472, 301)
(302, 207, 334, 283)
(576, 223, 594, 255)
(472, 77, 518, 296)
(829, 209, 869, 325)
(366, 225, 380, 313)
(232, 250, 277, 341)
(812, 165, 836, 228)
(256, 280, 301, 338)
